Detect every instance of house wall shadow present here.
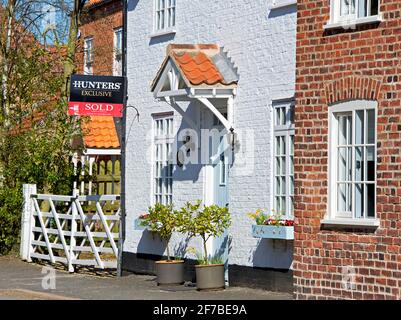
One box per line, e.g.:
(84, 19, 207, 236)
(267, 4, 297, 19)
(252, 239, 293, 270)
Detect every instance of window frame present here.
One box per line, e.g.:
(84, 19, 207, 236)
(113, 27, 123, 76)
(326, 0, 382, 29)
(326, 100, 379, 226)
(84, 36, 94, 75)
(152, 113, 174, 206)
(152, 0, 176, 36)
(273, 101, 295, 218)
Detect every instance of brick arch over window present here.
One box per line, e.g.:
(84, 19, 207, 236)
(324, 76, 382, 105)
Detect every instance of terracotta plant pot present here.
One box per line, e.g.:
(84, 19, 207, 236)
(155, 260, 185, 286)
(195, 264, 225, 291)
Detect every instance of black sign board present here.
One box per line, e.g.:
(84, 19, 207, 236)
(68, 74, 125, 117)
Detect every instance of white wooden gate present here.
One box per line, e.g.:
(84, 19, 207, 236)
(20, 184, 120, 272)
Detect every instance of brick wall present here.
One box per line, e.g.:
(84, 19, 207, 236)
(294, 0, 401, 299)
(77, 0, 122, 76)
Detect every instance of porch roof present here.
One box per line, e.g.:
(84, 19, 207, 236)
(151, 44, 239, 93)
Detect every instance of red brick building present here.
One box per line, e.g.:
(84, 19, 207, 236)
(294, 0, 401, 299)
(73, 0, 123, 195)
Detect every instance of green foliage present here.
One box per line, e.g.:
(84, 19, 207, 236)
(187, 246, 224, 265)
(180, 200, 231, 265)
(247, 208, 269, 225)
(0, 188, 23, 255)
(140, 203, 185, 261)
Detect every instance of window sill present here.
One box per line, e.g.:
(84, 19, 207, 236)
(268, 0, 297, 10)
(149, 29, 176, 38)
(324, 14, 383, 30)
(321, 218, 380, 229)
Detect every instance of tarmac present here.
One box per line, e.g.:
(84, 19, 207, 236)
(0, 255, 293, 300)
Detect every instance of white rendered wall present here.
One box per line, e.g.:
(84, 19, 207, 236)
(125, 0, 296, 269)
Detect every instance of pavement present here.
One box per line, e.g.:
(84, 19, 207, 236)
(0, 255, 292, 300)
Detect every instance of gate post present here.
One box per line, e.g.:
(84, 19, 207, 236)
(68, 188, 79, 273)
(20, 184, 37, 261)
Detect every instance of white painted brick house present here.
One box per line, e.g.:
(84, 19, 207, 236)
(122, 0, 297, 292)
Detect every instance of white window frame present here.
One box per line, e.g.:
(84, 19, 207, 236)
(326, 0, 382, 29)
(152, 0, 176, 37)
(323, 100, 380, 228)
(113, 27, 123, 76)
(84, 37, 94, 75)
(273, 101, 295, 218)
(152, 113, 174, 205)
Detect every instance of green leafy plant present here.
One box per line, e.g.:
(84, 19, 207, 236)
(247, 208, 268, 225)
(247, 209, 294, 227)
(139, 203, 184, 261)
(180, 200, 231, 265)
(187, 246, 224, 265)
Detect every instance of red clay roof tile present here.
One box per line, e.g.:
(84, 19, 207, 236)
(81, 116, 120, 149)
(172, 51, 224, 86)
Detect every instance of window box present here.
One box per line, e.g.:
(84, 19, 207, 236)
(252, 225, 294, 240)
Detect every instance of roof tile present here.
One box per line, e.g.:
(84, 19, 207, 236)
(173, 51, 224, 86)
(81, 116, 120, 149)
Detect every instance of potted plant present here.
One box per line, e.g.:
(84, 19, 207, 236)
(180, 200, 231, 291)
(140, 203, 185, 286)
(248, 209, 294, 240)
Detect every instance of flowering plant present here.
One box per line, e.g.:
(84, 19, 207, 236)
(247, 209, 294, 227)
(139, 213, 150, 220)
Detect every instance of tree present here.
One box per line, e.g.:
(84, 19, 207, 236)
(180, 201, 231, 265)
(0, 0, 89, 254)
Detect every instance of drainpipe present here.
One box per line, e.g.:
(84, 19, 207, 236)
(117, 0, 128, 277)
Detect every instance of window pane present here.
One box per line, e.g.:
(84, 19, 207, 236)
(290, 135, 294, 155)
(276, 177, 281, 195)
(367, 146, 375, 181)
(367, 109, 375, 144)
(339, 116, 347, 145)
(355, 184, 364, 218)
(280, 107, 286, 125)
(338, 183, 347, 212)
(276, 157, 281, 177)
(366, 184, 375, 218)
(371, 0, 378, 15)
(281, 177, 286, 194)
(289, 105, 295, 125)
(281, 156, 286, 175)
(341, 0, 355, 15)
(356, 110, 364, 144)
(172, 7, 176, 26)
(347, 183, 352, 212)
(290, 176, 294, 195)
(358, 0, 368, 17)
(355, 147, 364, 182)
(338, 147, 347, 181)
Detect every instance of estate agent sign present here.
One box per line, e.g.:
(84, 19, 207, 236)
(68, 74, 125, 117)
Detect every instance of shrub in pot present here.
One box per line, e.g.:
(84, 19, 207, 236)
(140, 203, 185, 286)
(180, 200, 231, 291)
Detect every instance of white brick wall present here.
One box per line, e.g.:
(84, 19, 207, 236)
(125, 0, 296, 269)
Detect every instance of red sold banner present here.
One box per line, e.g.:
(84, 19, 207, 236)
(68, 102, 123, 117)
(68, 74, 125, 118)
